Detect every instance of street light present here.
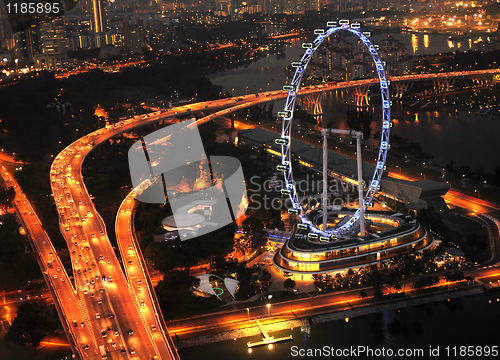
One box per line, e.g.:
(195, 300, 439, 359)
(246, 307, 249, 319)
(231, 88, 234, 97)
(246, 86, 248, 94)
(267, 303, 271, 316)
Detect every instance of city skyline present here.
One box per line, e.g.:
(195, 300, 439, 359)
(1, 2, 500, 360)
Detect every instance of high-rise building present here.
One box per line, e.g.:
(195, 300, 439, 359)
(122, 19, 146, 54)
(39, 19, 67, 58)
(91, 0, 108, 34)
(13, 25, 39, 62)
(262, 0, 319, 14)
(122, 20, 130, 53)
(215, 0, 231, 16)
(0, 0, 14, 52)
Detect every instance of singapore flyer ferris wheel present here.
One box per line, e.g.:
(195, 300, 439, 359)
(276, 20, 392, 240)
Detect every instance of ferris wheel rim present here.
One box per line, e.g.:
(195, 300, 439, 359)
(277, 20, 392, 239)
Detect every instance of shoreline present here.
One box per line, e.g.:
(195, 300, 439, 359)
(173, 284, 484, 349)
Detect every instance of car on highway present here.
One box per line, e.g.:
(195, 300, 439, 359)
(151, 325, 157, 331)
(128, 329, 133, 336)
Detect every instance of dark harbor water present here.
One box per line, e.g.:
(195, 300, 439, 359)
(208, 33, 500, 172)
(178, 290, 500, 360)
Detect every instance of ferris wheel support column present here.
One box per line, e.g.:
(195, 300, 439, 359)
(353, 132, 365, 236)
(321, 128, 365, 233)
(322, 129, 328, 231)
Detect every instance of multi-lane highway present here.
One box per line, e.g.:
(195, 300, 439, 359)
(0, 164, 97, 358)
(51, 129, 181, 359)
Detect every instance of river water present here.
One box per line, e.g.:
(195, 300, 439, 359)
(208, 33, 500, 172)
(178, 290, 500, 360)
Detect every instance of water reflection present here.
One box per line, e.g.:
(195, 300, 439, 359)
(411, 34, 418, 54)
(381, 311, 394, 359)
(424, 34, 429, 49)
(208, 33, 498, 171)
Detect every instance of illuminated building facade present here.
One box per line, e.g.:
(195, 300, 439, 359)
(91, 0, 108, 34)
(273, 211, 433, 280)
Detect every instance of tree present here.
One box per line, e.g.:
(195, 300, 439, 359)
(0, 213, 40, 290)
(370, 269, 383, 301)
(4, 302, 57, 349)
(0, 186, 15, 212)
(411, 258, 424, 290)
(155, 270, 221, 319)
(259, 269, 272, 295)
(284, 278, 296, 292)
(234, 234, 252, 256)
(242, 210, 266, 251)
(359, 289, 368, 298)
(386, 268, 401, 294)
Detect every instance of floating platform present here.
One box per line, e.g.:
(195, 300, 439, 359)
(247, 335, 293, 348)
(247, 319, 293, 348)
